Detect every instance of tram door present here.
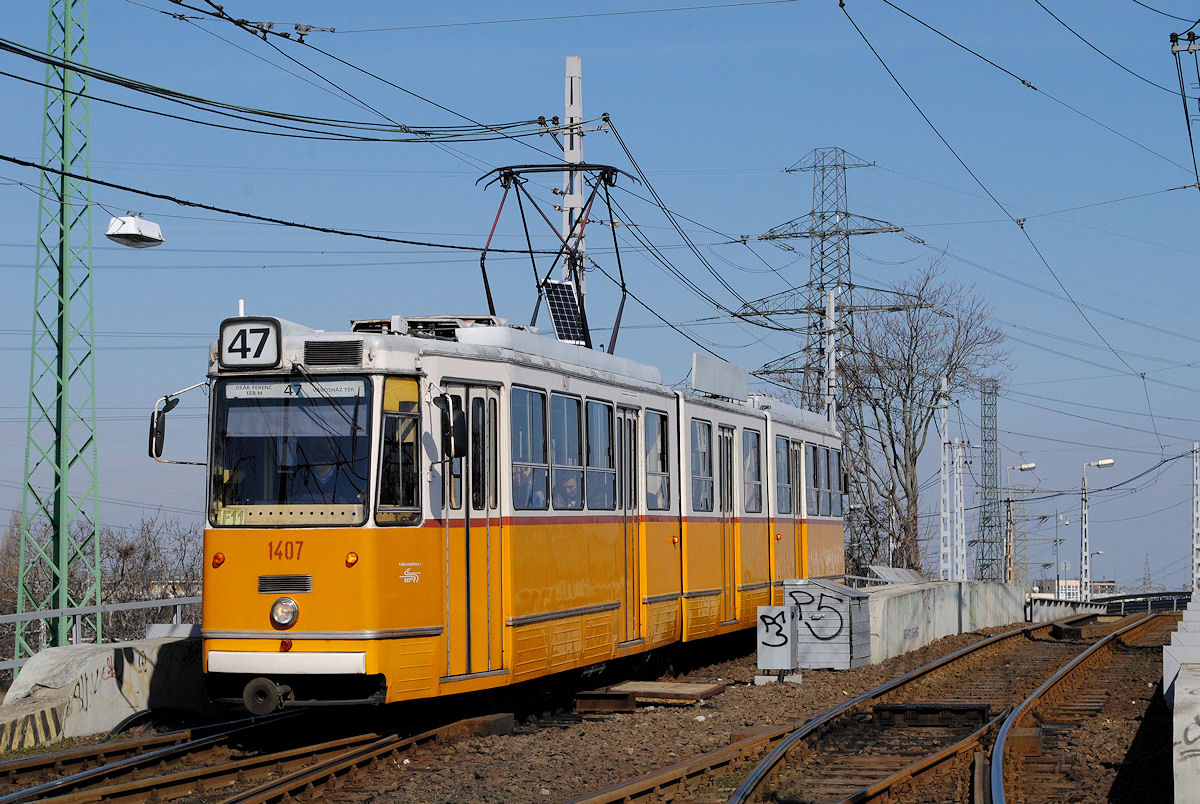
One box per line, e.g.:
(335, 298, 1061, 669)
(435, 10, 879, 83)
(790, 440, 806, 577)
(443, 384, 503, 678)
(616, 407, 641, 643)
(718, 425, 737, 623)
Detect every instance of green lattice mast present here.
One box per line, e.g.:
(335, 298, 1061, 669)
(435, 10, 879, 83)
(17, 0, 100, 660)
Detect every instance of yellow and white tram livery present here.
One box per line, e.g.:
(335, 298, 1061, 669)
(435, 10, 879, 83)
(192, 314, 844, 712)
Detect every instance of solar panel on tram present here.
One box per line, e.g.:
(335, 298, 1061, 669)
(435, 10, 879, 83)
(544, 280, 588, 345)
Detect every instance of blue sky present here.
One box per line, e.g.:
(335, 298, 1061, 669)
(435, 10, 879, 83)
(1, 1, 1198, 589)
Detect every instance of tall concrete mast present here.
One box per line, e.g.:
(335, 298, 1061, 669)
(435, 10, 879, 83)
(561, 56, 585, 294)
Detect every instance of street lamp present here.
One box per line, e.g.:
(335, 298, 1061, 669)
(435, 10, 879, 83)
(1055, 512, 1069, 598)
(1004, 463, 1036, 585)
(1006, 462, 1037, 487)
(1081, 458, 1115, 602)
(105, 213, 164, 248)
(1090, 550, 1105, 595)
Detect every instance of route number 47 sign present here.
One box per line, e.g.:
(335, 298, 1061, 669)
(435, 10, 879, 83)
(219, 317, 281, 369)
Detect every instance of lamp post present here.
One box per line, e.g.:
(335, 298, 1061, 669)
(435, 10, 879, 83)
(1004, 463, 1036, 585)
(1081, 458, 1115, 602)
(1055, 511, 1069, 598)
(1090, 550, 1105, 596)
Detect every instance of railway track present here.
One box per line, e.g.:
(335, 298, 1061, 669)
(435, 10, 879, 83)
(0, 709, 512, 804)
(0, 615, 1172, 802)
(0, 713, 302, 803)
(991, 612, 1178, 804)
(568, 613, 1174, 803)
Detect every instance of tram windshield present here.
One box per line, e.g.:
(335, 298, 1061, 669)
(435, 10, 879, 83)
(210, 377, 372, 526)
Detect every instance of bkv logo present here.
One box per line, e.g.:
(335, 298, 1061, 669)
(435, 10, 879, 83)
(399, 563, 422, 584)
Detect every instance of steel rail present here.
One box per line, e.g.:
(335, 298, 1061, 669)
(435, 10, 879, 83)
(0, 712, 300, 804)
(215, 717, 490, 804)
(0, 728, 193, 782)
(35, 732, 386, 803)
(989, 612, 1164, 804)
(570, 618, 1054, 804)
(569, 717, 817, 804)
(837, 709, 1009, 804)
(727, 619, 1057, 804)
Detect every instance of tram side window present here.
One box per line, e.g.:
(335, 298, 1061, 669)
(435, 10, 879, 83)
(511, 387, 548, 510)
(586, 400, 616, 510)
(803, 444, 841, 518)
(743, 429, 762, 513)
(448, 395, 464, 510)
(645, 411, 671, 510)
(776, 436, 792, 515)
(807, 443, 819, 515)
(470, 397, 498, 511)
(831, 449, 844, 517)
(551, 393, 583, 510)
(691, 419, 714, 512)
(378, 378, 420, 525)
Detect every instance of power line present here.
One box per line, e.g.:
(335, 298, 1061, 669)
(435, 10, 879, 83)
(162, 0, 568, 164)
(841, 7, 1175, 443)
(879, 0, 1194, 173)
(608, 121, 756, 309)
(0, 151, 559, 254)
(329, 0, 802, 33)
(1003, 393, 1192, 442)
(1034, 0, 1184, 97)
(0, 35, 567, 142)
(1006, 388, 1200, 425)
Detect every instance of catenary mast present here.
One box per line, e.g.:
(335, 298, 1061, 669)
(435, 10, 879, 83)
(17, 0, 101, 661)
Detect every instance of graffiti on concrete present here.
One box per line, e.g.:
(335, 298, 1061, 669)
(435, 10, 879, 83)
(65, 647, 155, 718)
(758, 609, 790, 648)
(1175, 712, 1200, 760)
(786, 589, 845, 642)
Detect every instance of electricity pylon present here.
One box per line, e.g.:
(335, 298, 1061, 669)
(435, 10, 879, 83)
(740, 147, 900, 408)
(17, 0, 101, 660)
(979, 380, 1001, 581)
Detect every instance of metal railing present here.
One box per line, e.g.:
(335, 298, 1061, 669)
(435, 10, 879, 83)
(1093, 591, 1190, 615)
(0, 597, 202, 672)
(843, 574, 893, 588)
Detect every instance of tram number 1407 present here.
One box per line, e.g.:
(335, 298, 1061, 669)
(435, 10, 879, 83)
(268, 540, 304, 561)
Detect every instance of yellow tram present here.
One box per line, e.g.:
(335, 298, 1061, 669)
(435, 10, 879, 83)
(158, 313, 844, 713)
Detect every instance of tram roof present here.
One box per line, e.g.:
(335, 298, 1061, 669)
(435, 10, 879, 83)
(212, 315, 837, 437)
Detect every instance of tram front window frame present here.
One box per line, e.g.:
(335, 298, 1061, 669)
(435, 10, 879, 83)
(209, 375, 373, 527)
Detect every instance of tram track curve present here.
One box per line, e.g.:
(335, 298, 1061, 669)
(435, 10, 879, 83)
(568, 613, 1172, 803)
(991, 612, 1178, 804)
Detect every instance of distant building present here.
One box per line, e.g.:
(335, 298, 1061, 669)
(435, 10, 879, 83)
(1032, 578, 1116, 600)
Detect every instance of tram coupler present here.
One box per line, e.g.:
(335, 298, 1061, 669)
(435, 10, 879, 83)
(242, 677, 294, 715)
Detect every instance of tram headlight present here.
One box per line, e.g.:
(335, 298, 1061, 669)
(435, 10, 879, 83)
(270, 597, 299, 629)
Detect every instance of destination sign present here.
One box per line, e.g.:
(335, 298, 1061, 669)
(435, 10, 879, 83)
(225, 380, 365, 400)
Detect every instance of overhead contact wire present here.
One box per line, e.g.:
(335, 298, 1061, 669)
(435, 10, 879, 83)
(0, 152, 554, 254)
(841, 2, 1164, 440)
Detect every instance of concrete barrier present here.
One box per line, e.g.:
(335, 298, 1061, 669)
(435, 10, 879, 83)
(1167, 627, 1200, 708)
(866, 582, 1024, 664)
(1, 637, 207, 747)
(1026, 597, 1107, 623)
(1174, 663, 1200, 802)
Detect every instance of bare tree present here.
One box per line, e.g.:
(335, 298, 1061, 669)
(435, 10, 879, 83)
(0, 513, 98, 681)
(840, 262, 1007, 574)
(100, 515, 203, 640)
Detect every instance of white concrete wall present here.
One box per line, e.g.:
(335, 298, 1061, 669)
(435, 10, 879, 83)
(866, 581, 1025, 663)
(3, 637, 206, 738)
(1027, 597, 1107, 623)
(1175, 663, 1200, 803)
